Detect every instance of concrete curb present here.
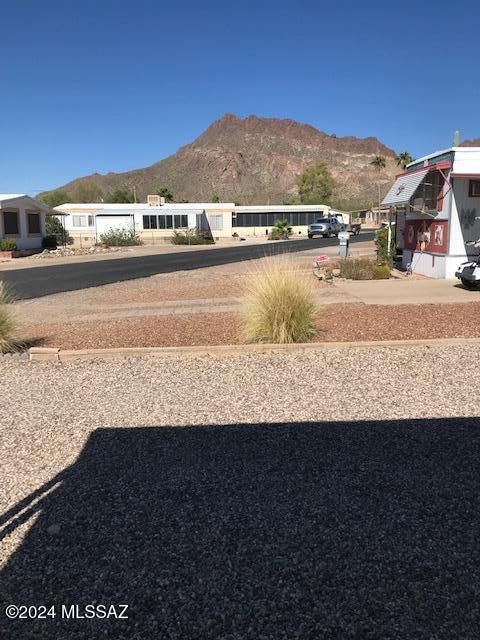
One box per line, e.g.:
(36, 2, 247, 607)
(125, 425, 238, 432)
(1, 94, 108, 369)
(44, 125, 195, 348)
(28, 337, 480, 362)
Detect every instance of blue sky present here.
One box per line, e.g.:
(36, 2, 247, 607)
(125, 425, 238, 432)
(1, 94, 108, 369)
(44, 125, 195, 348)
(2, 0, 479, 193)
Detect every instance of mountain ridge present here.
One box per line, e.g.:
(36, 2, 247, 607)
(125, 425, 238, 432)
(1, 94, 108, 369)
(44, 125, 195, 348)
(45, 114, 400, 206)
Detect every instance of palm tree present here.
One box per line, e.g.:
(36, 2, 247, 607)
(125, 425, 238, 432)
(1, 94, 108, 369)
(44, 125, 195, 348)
(370, 155, 387, 208)
(271, 219, 293, 240)
(371, 155, 386, 170)
(396, 151, 414, 169)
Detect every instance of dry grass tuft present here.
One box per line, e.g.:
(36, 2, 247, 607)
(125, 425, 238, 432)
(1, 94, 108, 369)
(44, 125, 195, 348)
(241, 257, 317, 344)
(0, 282, 15, 352)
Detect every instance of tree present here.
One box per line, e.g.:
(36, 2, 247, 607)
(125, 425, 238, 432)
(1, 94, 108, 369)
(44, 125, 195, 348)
(296, 162, 334, 204)
(72, 181, 103, 203)
(370, 155, 387, 207)
(270, 219, 293, 240)
(157, 187, 173, 202)
(396, 151, 414, 169)
(370, 155, 386, 170)
(45, 215, 72, 245)
(105, 189, 135, 203)
(212, 194, 220, 203)
(40, 190, 70, 208)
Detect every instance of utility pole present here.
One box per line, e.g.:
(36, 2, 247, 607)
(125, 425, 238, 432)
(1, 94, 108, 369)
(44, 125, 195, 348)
(133, 186, 137, 204)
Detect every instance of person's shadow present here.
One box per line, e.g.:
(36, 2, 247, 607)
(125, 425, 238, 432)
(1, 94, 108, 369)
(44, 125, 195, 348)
(1, 418, 480, 639)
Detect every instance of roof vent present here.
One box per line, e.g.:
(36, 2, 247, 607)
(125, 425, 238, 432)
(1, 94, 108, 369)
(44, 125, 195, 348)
(147, 195, 161, 207)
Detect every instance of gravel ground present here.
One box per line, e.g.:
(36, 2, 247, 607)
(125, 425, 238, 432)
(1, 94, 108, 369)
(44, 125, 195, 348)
(16, 301, 480, 349)
(1, 345, 480, 638)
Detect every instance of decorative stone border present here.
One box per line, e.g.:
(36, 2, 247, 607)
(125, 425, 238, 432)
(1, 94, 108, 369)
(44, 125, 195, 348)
(29, 337, 480, 362)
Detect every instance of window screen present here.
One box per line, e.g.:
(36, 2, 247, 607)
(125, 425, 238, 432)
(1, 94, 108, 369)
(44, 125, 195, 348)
(27, 212, 41, 234)
(4, 211, 19, 235)
(469, 180, 480, 197)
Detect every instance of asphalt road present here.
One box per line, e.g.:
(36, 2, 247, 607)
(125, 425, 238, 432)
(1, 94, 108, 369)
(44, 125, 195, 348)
(1, 232, 374, 300)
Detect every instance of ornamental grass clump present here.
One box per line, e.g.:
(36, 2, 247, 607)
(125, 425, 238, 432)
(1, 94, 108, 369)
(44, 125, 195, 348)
(0, 282, 15, 352)
(242, 257, 317, 344)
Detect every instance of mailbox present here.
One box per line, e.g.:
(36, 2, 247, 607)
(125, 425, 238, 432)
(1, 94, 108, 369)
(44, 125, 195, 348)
(338, 231, 350, 257)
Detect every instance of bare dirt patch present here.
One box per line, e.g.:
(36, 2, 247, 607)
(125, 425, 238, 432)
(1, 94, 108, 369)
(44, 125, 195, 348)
(17, 302, 480, 350)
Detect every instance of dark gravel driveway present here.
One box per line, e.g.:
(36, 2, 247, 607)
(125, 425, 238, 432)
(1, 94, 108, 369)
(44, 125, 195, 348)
(1, 417, 480, 639)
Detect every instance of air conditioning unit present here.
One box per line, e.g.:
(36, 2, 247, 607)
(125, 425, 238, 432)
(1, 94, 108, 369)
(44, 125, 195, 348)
(147, 195, 160, 207)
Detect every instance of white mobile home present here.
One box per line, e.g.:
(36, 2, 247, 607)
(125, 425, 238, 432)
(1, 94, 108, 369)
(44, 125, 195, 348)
(56, 200, 338, 245)
(56, 201, 235, 246)
(233, 204, 331, 237)
(0, 194, 56, 250)
(382, 147, 480, 278)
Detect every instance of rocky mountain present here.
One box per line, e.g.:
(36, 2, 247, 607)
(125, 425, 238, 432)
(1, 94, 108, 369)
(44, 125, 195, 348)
(47, 114, 400, 207)
(460, 138, 480, 146)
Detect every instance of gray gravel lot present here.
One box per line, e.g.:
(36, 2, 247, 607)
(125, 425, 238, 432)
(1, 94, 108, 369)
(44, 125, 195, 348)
(1, 345, 480, 638)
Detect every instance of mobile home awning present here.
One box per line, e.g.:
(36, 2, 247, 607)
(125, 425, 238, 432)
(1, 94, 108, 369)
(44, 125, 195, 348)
(381, 168, 429, 207)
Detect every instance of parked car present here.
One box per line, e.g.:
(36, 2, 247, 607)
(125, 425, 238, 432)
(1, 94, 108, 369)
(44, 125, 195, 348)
(308, 217, 344, 239)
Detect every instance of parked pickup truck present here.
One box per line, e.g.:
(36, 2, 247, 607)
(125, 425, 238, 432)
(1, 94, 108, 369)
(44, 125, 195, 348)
(332, 213, 361, 236)
(308, 217, 344, 238)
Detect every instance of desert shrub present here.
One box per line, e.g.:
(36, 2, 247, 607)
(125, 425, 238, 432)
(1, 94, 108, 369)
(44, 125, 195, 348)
(339, 257, 376, 280)
(0, 282, 14, 352)
(0, 238, 17, 251)
(171, 229, 214, 245)
(100, 227, 143, 247)
(46, 215, 73, 245)
(375, 226, 395, 264)
(269, 219, 292, 240)
(242, 257, 317, 344)
(42, 235, 58, 249)
(373, 264, 391, 279)
(338, 257, 391, 280)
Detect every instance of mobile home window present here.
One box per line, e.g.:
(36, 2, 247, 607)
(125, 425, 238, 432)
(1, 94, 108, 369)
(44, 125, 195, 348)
(174, 215, 188, 228)
(469, 180, 480, 197)
(143, 215, 150, 229)
(166, 215, 173, 229)
(3, 211, 19, 235)
(27, 212, 41, 234)
(72, 215, 87, 227)
(209, 214, 223, 231)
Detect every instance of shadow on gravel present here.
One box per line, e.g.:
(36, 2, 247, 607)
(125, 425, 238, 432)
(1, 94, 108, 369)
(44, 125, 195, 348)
(1, 418, 480, 639)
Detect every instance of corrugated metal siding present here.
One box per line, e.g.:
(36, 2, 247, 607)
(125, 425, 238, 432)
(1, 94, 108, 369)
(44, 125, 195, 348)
(381, 169, 429, 206)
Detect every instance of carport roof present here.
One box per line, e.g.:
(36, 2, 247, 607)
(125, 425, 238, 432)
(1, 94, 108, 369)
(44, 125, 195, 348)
(381, 169, 429, 207)
(0, 193, 61, 214)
